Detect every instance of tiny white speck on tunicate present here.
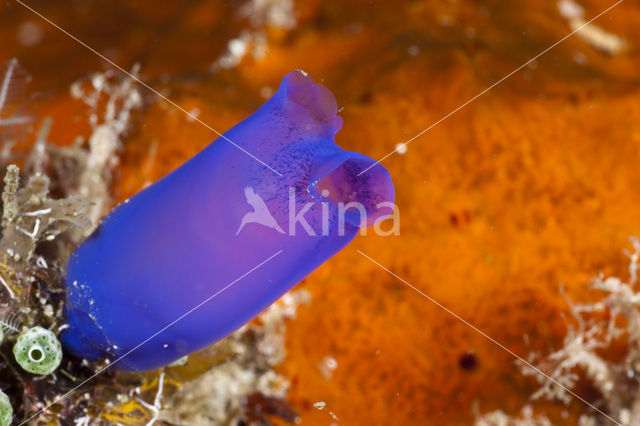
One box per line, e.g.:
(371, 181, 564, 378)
(557, 0, 584, 19)
(573, 51, 588, 65)
(260, 86, 274, 99)
(438, 15, 453, 27)
(168, 355, 188, 367)
(313, 401, 326, 410)
(36, 256, 47, 268)
(229, 38, 247, 57)
(91, 73, 106, 91)
(325, 356, 337, 370)
(395, 143, 408, 154)
(17, 20, 44, 46)
(319, 355, 338, 379)
(187, 108, 201, 122)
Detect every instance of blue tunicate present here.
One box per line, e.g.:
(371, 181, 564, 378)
(61, 70, 395, 371)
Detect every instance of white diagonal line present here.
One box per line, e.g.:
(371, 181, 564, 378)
(357, 0, 624, 176)
(14, 0, 283, 177)
(356, 249, 622, 426)
(19, 249, 284, 425)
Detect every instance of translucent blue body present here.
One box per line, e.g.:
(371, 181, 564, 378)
(62, 71, 395, 371)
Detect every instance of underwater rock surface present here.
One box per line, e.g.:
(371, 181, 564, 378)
(61, 70, 394, 371)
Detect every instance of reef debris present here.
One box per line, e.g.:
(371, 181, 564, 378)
(557, 0, 627, 55)
(212, 0, 296, 71)
(0, 57, 306, 425)
(159, 290, 309, 425)
(0, 59, 143, 423)
(475, 237, 640, 425)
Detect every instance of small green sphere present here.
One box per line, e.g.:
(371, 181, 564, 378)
(13, 326, 62, 375)
(0, 389, 11, 426)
